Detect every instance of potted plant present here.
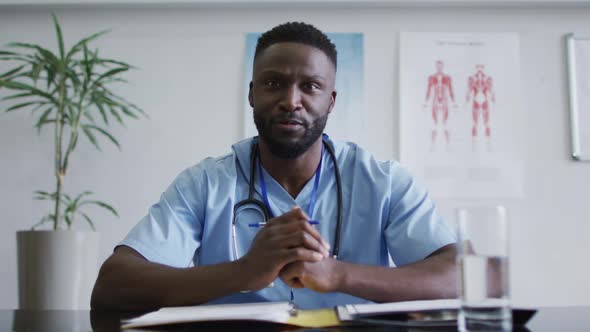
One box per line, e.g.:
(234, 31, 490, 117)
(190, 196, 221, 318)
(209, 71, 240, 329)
(0, 14, 145, 309)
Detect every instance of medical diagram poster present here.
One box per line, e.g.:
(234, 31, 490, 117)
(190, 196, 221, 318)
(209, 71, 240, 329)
(399, 33, 525, 198)
(243, 33, 366, 145)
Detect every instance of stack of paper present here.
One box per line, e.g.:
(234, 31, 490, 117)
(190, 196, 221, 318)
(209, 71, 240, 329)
(122, 301, 340, 329)
(338, 298, 460, 320)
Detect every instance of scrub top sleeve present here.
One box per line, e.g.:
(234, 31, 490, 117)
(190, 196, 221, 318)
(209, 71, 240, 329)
(118, 166, 205, 268)
(384, 163, 456, 267)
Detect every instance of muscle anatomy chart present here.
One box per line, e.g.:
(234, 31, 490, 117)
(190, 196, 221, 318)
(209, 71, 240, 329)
(466, 64, 496, 149)
(400, 33, 524, 198)
(423, 60, 457, 150)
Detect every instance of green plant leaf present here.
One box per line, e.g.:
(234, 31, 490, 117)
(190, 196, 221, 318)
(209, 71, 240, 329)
(65, 29, 110, 61)
(72, 191, 92, 206)
(93, 67, 129, 87)
(65, 67, 81, 91)
(108, 105, 124, 126)
(80, 212, 96, 231)
(31, 63, 43, 82)
(7, 43, 60, 68)
(51, 14, 65, 60)
(0, 51, 36, 64)
(119, 105, 138, 119)
(82, 109, 95, 123)
(0, 57, 33, 65)
(2, 92, 37, 101)
(62, 193, 72, 203)
(82, 44, 92, 79)
(83, 124, 120, 149)
(30, 102, 47, 114)
(81, 200, 119, 217)
(95, 102, 108, 125)
(95, 58, 133, 68)
(101, 77, 129, 85)
(105, 92, 147, 119)
(64, 214, 72, 228)
(82, 125, 101, 150)
(66, 104, 76, 126)
(31, 215, 53, 230)
(0, 65, 25, 79)
(33, 190, 54, 200)
(64, 200, 76, 216)
(65, 191, 91, 216)
(46, 65, 56, 89)
(0, 50, 23, 56)
(70, 130, 79, 150)
(5, 101, 43, 112)
(0, 80, 56, 102)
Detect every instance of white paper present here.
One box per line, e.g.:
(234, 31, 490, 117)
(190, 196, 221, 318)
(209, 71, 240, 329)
(399, 33, 525, 198)
(122, 302, 292, 329)
(345, 299, 459, 317)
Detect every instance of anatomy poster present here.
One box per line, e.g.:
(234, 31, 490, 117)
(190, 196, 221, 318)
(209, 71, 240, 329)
(399, 33, 524, 198)
(243, 33, 365, 145)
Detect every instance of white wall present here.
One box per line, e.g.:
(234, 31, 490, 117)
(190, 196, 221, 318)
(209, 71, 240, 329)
(1, 4, 589, 309)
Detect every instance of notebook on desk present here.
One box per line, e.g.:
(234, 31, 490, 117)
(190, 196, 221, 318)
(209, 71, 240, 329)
(121, 302, 340, 329)
(336, 299, 537, 329)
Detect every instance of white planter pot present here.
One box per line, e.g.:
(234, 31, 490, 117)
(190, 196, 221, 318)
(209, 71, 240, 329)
(17, 230, 99, 309)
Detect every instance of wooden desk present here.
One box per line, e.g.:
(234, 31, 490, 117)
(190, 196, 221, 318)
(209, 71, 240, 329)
(2, 306, 590, 331)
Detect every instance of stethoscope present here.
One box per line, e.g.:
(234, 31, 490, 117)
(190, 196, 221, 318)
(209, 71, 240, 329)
(232, 136, 343, 262)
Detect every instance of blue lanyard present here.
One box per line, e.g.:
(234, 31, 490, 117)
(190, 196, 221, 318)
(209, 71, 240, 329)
(256, 145, 324, 306)
(258, 144, 324, 220)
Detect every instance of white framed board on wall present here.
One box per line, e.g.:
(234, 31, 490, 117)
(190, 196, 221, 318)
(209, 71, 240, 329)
(566, 33, 590, 161)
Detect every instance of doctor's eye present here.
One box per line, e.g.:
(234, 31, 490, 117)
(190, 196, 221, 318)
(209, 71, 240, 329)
(302, 82, 321, 93)
(264, 79, 281, 88)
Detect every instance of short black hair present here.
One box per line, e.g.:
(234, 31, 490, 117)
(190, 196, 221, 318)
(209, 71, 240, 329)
(254, 22, 337, 70)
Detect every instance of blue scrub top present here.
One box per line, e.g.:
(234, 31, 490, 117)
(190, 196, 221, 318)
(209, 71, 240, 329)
(119, 136, 456, 309)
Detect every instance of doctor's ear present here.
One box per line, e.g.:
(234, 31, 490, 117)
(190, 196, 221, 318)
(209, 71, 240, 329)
(248, 82, 254, 107)
(328, 90, 337, 113)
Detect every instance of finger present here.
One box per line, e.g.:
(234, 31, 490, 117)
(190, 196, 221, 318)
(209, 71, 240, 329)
(301, 219, 330, 251)
(292, 205, 310, 219)
(287, 207, 329, 250)
(273, 212, 329, 252)
(283, 276, 305, 288)
(276, 231, 329, 257)
(280, 262, 305, 287)
(281, 247, 324, 264)
(269, 207, 308, 225)
(266, 208, 330, 253)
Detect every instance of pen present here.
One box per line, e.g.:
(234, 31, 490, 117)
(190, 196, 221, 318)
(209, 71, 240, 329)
(248, 220, 319, 228)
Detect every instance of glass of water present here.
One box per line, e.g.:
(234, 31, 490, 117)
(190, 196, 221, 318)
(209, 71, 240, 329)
(456, 206, 511, 331)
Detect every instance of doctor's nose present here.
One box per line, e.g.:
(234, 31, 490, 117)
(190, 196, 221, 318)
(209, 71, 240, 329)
(279, 85, 303, 112)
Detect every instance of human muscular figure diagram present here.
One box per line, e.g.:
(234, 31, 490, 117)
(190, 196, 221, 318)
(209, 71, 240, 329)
(466, 64, 496, 149)
(423, 60, 456, 150)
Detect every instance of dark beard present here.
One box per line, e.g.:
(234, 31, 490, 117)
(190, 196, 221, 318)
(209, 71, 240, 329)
(253, 111, 328, 159)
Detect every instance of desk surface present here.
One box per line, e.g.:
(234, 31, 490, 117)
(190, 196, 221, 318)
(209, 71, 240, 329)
(2, 306, 590, 331)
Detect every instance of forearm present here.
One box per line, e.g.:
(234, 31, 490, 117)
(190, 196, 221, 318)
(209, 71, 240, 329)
(91, 252, 248, 310)
(338, 244, 458, 303)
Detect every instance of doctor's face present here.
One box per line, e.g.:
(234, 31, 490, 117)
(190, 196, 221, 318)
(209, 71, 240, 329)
(249, 42, 337, 159)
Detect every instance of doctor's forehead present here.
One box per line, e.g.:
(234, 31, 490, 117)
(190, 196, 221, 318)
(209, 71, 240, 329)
(252, 42, 336, 77)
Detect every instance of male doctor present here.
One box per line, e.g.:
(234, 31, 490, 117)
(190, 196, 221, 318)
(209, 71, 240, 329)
(91, 22, 457, 310)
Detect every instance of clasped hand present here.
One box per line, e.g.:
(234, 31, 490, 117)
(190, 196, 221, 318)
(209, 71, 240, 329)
(239, 207, 342, 293)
